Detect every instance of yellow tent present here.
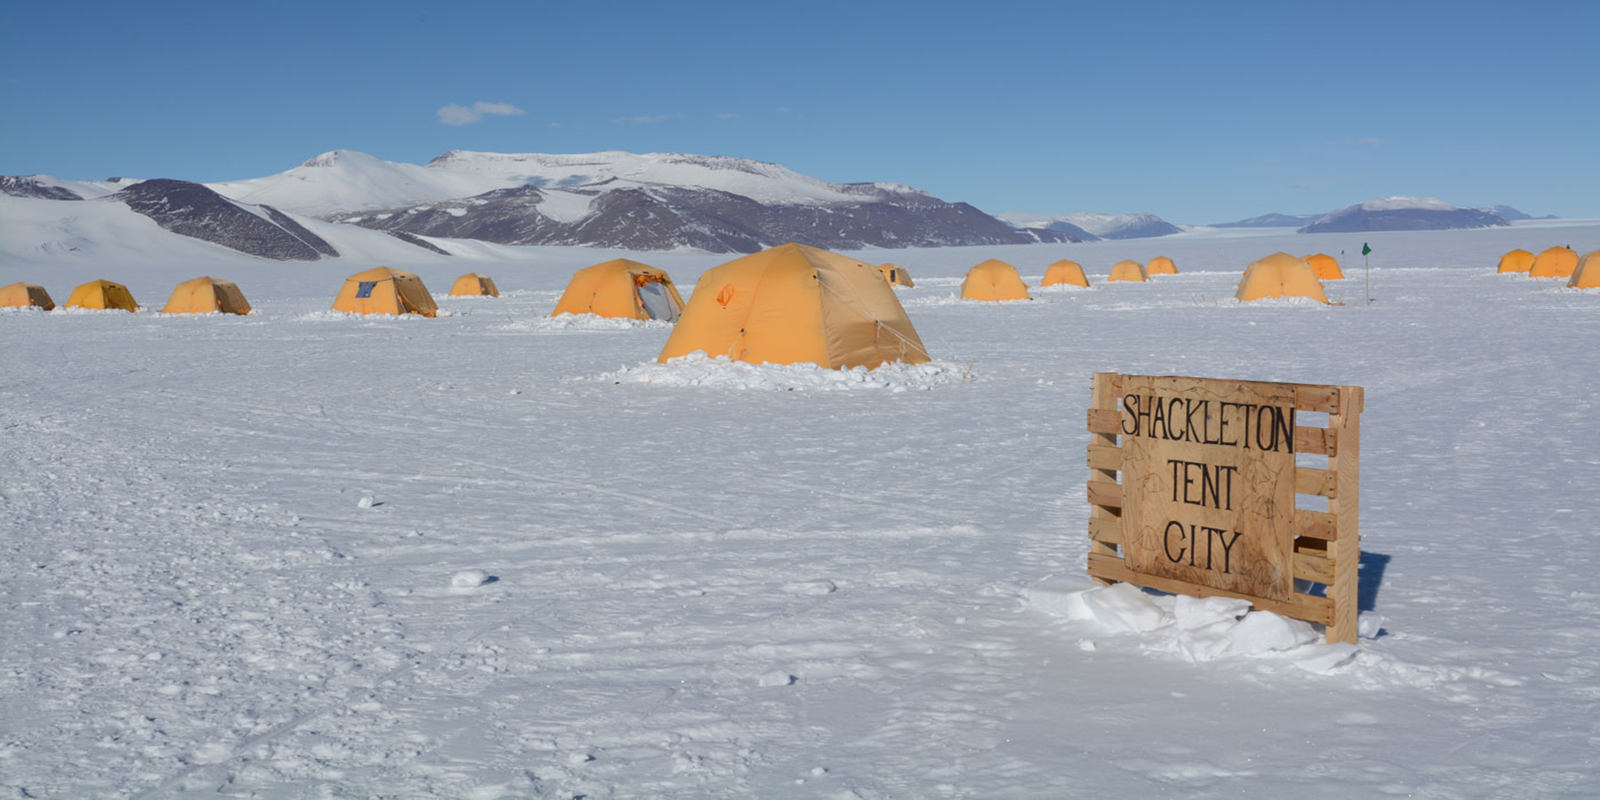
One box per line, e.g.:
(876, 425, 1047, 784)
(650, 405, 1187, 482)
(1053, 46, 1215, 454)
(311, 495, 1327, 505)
(1529, 246, 1578, 279)
(658, 242, 929, 369)
(1304, 253, 1345, 280)
(161, 276, 252, 315)
(1568, 250, 1600, 290)
(552, 259, 686, 321)
(66, 279, 139, 311)
(878, 263, 915, 288)
(1146, 256, 1179, 275)
(0, 282, 55, 310)
(1495, 249, 1536, 274)
(331, 267, 438, 317)
(449, 273, 500, 297)
(1107, 260, 1148, 282)
(1041, 259, 1090, 288)
(961, 259, 1030, 301)
(1235, 253, 1330, 304)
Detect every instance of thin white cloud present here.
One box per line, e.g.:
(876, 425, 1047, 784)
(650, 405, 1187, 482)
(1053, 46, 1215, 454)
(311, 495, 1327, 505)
(1333, 136, 1388, 147)
(614, 114, 679, 126)
(715, 112, 740, 119)
(437, 101, 527, 126)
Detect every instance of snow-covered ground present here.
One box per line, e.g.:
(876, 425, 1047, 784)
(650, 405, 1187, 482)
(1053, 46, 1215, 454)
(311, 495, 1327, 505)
(3, 222, 1598, 798)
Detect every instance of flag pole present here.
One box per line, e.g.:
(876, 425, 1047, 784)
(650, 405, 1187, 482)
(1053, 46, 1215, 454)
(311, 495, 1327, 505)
(1362, 242, 1372, 306)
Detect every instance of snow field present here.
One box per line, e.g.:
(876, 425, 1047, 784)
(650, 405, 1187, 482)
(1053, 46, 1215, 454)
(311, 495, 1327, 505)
(2, 222, 1598, 798)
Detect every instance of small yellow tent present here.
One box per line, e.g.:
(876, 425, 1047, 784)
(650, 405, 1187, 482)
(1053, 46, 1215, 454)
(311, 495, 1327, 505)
(960, 259, 1030, 301)
(449, 273, 500, 297)
(1146, 256, 1179, 275)
(1529, 246, 1578, 279)
(162, 276, 252, 315)
(1236, 253, 1330, 304)
(552, 259, 686, 321)
(1495, 249, 1536, 274)
(1568, 250, 1600, 290)
(331, 267, 438, 317)
(1041, 259, 1090, 288)
(878, 263, 915, 288)
(0, 282, 55, 310)
(66, 279, 139, 311)
(1107, 260, 1148, 282)
(1304, 253, 1345, 280)
(659, 242, 929, 369)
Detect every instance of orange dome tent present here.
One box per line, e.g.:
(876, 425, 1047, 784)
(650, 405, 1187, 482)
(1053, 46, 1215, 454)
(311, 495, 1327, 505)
(659, 242, 928, 369)
(331, 267, 437, 317)
(960, 259, 1031, 301)
(1529, 246, 1578, 279)
(878, 263, 915, 288)
(1304, 253, 1345, 280)
(1040, 259, 1090, 288)
(1235, 253, 1330, 304)
(1568, 250, 1600, 290)
(552, 259, 685, 321)
(1146, 256, 1179, 275)
(0, 282, 55, 310)
(1107, 260, 1148, 282)
(66, 280, 139, 311)
(449, 273, 500, 297)
(161, 276, 252, 315)
(1496, 249, 1536, 274)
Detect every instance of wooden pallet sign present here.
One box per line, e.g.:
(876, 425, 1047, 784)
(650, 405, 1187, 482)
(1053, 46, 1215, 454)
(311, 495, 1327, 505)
(1085, 372, 1364, 644)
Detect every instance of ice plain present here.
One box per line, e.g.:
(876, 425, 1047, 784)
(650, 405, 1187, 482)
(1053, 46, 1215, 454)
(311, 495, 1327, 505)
(2, 221, 1598, 798)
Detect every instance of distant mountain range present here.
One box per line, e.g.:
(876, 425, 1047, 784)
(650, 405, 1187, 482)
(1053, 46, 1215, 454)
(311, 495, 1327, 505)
(1209, 201, 1555, 231)
(1, 150, 1079, 259)
(997, 211, 1184, 241)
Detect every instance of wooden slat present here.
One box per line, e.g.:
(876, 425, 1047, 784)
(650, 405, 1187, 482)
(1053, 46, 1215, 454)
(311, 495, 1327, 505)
(1293, 551, 1334, 584)
(1088, 373, 1124, 566)
(1294, 385, 1340, 413)
(1086, 444, 1122, 472)
(1325, 385, 1363, 644)
(1088, 516, 1123, 545)
(1086, 553, 1334, 625)
(1087, 408, 1123, 435)
(1087, 480, 1123, 510)
(1294, 509, 1338, 541)
(1294, 426, 1337, 456)
(1294, 467, 1337, 498)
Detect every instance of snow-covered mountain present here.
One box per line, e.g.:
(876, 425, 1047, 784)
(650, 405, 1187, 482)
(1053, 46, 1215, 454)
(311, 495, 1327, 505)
(1299, 196, 1510, 233)
(1209, 212, 1321, 228)
(314, 151, 1077, 253)
(208, 150, 517, 218)
(998, 211, 1182, 240)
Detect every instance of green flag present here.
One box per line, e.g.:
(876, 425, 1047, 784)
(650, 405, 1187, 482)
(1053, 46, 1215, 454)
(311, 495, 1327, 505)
(1362, 243, 1372, 256)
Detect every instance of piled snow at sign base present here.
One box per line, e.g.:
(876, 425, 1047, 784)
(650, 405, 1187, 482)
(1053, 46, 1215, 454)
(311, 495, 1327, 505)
(1026, 582, 1361, 672)
(587, 353, 967, 391)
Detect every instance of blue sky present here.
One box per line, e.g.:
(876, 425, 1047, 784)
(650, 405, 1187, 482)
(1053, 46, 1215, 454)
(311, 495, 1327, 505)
(2, 0, 1595, 222)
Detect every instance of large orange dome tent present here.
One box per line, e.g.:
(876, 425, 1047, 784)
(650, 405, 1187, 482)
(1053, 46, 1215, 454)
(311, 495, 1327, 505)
(960, 259, 1031, 301)
(1568, 250, 1600, 290)
(66, 280, 139, 311)
(1304, 253, 1345, 280)
(0, 282, 55, 310)
(162, 276, 252, 315)
(1146, 256, 1179, 275)
(1235, 253, 1330, 304)
(552, 259, 685, 321)
(1107, 260, 1148, 282)
(659, 242, 928, 369)
(331, 267, 438, 317)
(1495, 249, 1536, 274)
(449, 273, 500, 297)
(1040, 259, 1090, 288)
(1529, 246, 1578, 279)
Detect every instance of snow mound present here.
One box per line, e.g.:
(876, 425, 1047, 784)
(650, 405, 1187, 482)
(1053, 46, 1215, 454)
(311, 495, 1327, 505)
(586, 353, 968, 391)
(1028, 582, 1363, 672)
(451, 569, 492, 589)
(502, 313, 673, 331)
